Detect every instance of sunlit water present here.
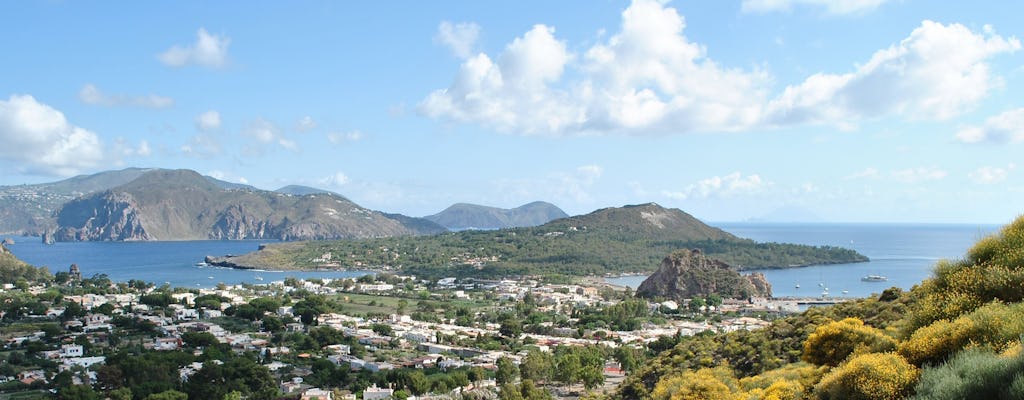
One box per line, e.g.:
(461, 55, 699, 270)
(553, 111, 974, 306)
(5, 237, 366, 288)
(606, 223, 1000, 298)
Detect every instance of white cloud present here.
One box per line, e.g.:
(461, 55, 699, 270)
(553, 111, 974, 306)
(327, 130, 364, 144)
(741, 0, 890, 15)
(112, 137, 151, 158)
(295, 116, 317, 132)
(766, 21, 1019, 126)
(434, 21, 481, 59)
(955, 108, 1024, 144)
(0, 94, 103, 176)
(845, 167, 880, 180)
(422, 0, 1019, 136)
(159, 28, 231, 69)
(241, 118, 299, 155)
(662, 172, 769, 200)
(891, 166, 947, 183)
(79, 84, 174, 108)
(969, 164, 1015, 184)
(319, 171, 350, 187)
(195, 110, 221, 132)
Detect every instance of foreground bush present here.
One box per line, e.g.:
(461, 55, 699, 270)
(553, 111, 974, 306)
(812, 352, 918, 400)
(802, 318, 896, 367)
(912, 348, 1024, 400)
(899, 301, 1024, 366)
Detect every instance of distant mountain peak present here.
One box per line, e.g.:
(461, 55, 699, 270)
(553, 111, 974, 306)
(425, 201, 568, 230)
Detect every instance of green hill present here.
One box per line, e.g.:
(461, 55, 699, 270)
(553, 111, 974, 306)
(228, 203, 866, 278)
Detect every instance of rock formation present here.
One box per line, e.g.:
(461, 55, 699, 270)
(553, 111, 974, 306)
(636, 249, 772, 301)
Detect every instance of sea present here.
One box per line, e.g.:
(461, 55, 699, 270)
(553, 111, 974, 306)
(3, 237, 367, 288)
(2, 223, 1002, 294)
(605, 223, 1001, 298)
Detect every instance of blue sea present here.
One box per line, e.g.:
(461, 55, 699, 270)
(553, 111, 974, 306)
(4, 237, 366, 288)
(606, 223, 1001, 298)
(3, 223, 1002, 294)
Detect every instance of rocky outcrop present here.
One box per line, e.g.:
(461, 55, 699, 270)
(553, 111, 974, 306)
(55, 191, 152, 241)
(636, 249, 772, 301)
(51, 169, 445, 242)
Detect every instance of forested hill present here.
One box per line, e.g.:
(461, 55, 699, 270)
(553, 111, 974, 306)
(222, 203, 867, 278)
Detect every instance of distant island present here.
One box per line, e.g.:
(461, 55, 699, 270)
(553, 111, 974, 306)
(214, 203, 867, 279)
(424, 202, 568, 230)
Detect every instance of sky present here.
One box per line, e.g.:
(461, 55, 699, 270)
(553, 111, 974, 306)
(1, 0, 1023, 224)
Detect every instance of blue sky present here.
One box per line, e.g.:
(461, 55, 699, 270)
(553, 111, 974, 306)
(1, 0, 1022, 223)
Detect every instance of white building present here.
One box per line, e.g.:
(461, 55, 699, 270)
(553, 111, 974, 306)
(363, 384, 393, 400)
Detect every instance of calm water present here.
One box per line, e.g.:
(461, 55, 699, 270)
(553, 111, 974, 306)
(607, 223, 1001, 298)
(4, 237, 366, 288)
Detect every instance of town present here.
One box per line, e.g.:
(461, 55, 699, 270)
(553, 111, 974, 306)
(0, 262, 806, 400)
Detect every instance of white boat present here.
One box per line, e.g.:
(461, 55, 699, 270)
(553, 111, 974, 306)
(195, 262, 208, 267)
(861, 274, 887, 282)
(794, 283, 800, 289)
(254, 274, 264, 281)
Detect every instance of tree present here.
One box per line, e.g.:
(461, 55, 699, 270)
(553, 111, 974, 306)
(519, 350, 553, 383)
(813, 353, 918, 400)
(496, 357, 519, 385)
(59, 384, 100, 400)
(144, 390, 188, 400)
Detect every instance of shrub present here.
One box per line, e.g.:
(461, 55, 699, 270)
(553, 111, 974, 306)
(738, 362, 827, 393)
(812, 353, 918, 400)
(651, 367, 741, 400)
(911, 348, 1024, 400)
(802, 318, 897, 367)
(899, 302, 1024, 366)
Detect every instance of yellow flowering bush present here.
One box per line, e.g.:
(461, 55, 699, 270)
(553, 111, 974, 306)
(651, 367, 741, 400)
(900, 301, 1024, 366)
(812, 352, 918, 400)
(802, 317, 897, 366)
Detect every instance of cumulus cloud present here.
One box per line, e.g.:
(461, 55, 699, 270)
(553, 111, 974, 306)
(421, 0, 1019, 136)
(662, 172, 769, 200)
(112, 137, 151, 157)
(159, 28, 231, 69)
(741, 0, 890, 15)
(955, 108, 1024, 144)
(434, 21, 481, 59)
(195, 110, 221, 132)
(327, 130, 364, 144)
(891, 166, 947, 183)
(241, 118, 299, 155)
(295, 116, 317, 132)
(0, 94, 103, 176)
(79, 84, 174, 108)
(969, 164, 1015, 184)
(319, 171, 350, 187)
(766, 21, 1020, 126)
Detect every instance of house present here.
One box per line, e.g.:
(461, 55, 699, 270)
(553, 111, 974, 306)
(60, 344, 84, 358)
(302, 388, 334, 400)
(59, 356, 106, 372)
(362, 384, 393, 400)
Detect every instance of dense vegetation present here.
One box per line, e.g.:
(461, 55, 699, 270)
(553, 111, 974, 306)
(0, 244, 51, 284)
(616, 216, 1024, 400)
(244, 204, 866, 279)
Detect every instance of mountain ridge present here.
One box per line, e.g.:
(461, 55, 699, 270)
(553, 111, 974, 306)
(52, 169, 443, 242)
(424, 201, 568, 230)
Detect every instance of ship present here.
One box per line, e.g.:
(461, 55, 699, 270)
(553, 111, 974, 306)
(861, 274, 887, 282)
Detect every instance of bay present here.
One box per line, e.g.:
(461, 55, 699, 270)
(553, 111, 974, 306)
(606, 223, 1000, 298)
(4, 237, 367, 288)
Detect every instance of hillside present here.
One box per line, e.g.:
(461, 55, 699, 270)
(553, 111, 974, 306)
(54, 169, 443, 241)
(618, 216, 1024, 400)
(0, 168, 258, 235)
(424, 201, 568, 230)
(228, 203, 866, 278)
